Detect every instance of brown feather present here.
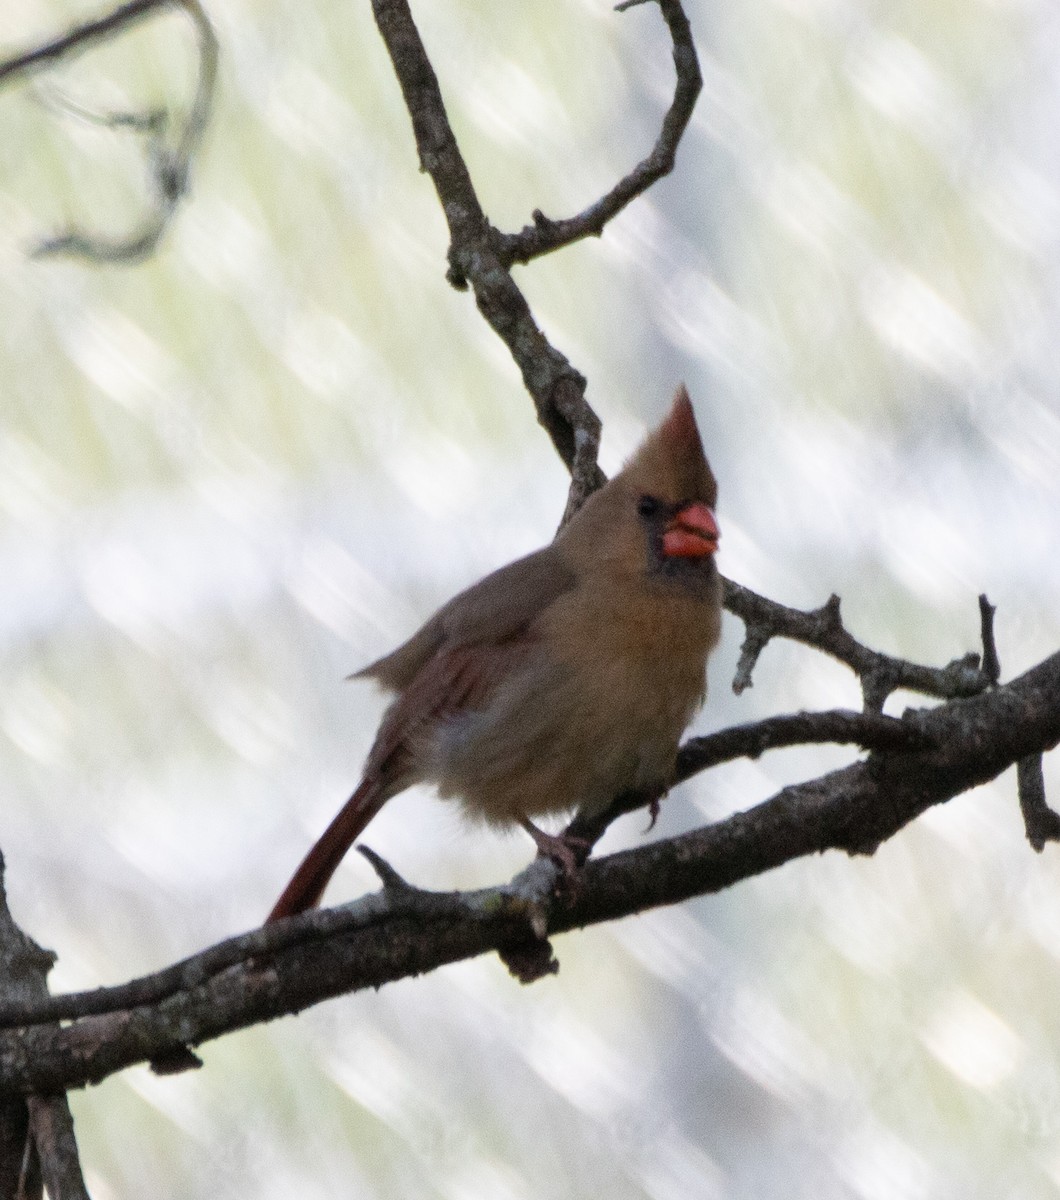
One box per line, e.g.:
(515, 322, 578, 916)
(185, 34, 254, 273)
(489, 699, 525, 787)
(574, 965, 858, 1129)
(270, 639, 544, 920)
(266, 777, 386, 921)
(355, 547, 575, 692)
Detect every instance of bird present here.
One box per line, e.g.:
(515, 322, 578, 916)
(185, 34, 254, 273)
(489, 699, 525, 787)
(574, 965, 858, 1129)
(266, 385, 722, 922)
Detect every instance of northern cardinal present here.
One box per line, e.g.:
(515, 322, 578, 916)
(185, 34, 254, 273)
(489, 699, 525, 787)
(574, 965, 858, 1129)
(266, 386, 721, 922)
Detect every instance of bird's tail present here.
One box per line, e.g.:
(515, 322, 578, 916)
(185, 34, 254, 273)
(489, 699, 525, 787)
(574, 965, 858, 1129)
(266, 777, 386, 923)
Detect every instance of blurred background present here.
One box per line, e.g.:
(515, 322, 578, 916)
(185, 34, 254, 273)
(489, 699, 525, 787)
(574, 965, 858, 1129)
(2, 0, 1060, 1195)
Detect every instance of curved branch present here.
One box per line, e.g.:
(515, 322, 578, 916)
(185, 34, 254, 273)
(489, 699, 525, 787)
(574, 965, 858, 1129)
(372, 0, 700, 517)
(495, 0, 702, 266)
(0, 0, 166, 85)
(370, 0, 701, 514)
(676, 708, 927, 777)
(2, 650, 1058, 1096)
(0, 709, 922, 1032)
(0, 0, 217, 264)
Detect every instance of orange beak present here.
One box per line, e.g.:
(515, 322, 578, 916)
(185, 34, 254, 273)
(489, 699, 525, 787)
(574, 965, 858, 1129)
(662, 502, 719, 559)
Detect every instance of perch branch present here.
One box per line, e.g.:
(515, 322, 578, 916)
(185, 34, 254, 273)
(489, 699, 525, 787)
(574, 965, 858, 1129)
(1, 650, 1058, 1096)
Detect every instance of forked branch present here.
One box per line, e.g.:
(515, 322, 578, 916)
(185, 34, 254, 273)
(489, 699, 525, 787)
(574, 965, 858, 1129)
(369, 0, 702, 519)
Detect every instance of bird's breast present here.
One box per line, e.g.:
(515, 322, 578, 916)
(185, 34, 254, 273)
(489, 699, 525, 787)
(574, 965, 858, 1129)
(428, 571, 721, 825)
(524, 574, 720, 810)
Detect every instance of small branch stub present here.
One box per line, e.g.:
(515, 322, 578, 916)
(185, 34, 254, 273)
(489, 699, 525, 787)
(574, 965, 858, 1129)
(979, 593, 1001, 685)
(1017, 755, 1060, 853)
(356, 844, 415, 892)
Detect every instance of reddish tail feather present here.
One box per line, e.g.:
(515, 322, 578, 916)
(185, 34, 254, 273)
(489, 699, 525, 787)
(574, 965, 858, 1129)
(266, 777, 385, 922)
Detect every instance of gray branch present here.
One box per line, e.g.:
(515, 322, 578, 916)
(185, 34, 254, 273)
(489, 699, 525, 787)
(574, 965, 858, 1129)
(0, 857, 89, 1197)
(723, 580, 992, 712)
(1, 650, 1058, 1096)
(494, 0, 702, 267)
(369, 0, 702, 520)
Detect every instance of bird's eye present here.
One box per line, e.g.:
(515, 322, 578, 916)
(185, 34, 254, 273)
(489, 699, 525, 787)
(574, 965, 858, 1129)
(637, 495, 660, 518)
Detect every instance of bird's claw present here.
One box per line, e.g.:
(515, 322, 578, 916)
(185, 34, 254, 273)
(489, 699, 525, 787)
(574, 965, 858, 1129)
(519, 817, 589, 878)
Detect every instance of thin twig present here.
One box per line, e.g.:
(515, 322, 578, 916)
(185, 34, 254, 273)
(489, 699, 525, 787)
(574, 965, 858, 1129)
(495, 0, 703, 267)
(0, 0, 167, 86)
(722, 579, 990, 712)
(0, 0, 217, 264)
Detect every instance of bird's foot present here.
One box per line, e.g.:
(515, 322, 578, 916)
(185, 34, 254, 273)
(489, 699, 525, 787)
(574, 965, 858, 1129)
(519, 817, 589, 877)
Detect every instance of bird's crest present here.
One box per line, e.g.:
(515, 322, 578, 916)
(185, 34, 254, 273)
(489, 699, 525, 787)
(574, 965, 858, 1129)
(621, 385, 717, 506)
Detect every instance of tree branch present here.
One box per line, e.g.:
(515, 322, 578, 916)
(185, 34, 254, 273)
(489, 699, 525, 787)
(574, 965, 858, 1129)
(0, 0, 165, 84)
(370, 0, 609, 517)
(0, 857, 89, 1197)
(722, 580, 993, 711)
(494, 0, 702, 267)
(369, 0, 702, 520)
(2, 651, 1058, 1096)
(0, 0, 217, 263)
(1017, 754, 1060, 852)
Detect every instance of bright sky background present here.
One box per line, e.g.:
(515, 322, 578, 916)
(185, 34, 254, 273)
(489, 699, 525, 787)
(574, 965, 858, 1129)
(2, 0, 1060, 1196)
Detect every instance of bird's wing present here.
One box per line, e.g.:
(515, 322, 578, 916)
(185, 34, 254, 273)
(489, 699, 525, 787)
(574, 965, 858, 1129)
(268, 630, 547, 923)
(355, 546, 576, 692)
(365, 635, 541, 780)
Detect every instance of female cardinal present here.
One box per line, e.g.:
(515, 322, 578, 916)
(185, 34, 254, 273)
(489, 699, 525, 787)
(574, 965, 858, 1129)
(266, 386, 722, 922)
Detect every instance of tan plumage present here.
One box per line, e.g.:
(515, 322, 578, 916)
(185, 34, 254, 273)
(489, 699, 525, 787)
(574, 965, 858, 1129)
(266, 386, 722, 922)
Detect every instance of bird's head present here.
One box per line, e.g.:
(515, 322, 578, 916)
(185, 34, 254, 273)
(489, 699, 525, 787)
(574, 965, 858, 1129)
(559, 385, 720, 585)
